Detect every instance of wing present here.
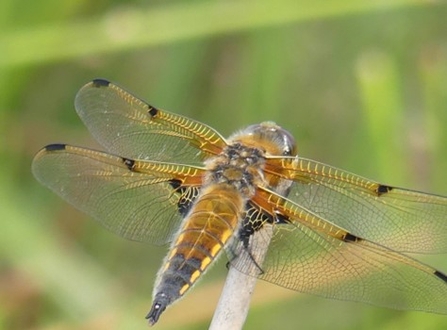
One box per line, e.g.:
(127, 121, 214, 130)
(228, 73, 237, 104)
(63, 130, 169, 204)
(230, 187, 447, 314)
(74, 79, 227, 165)
(32, 144, 204, 244)
(264, 156, 447, 253)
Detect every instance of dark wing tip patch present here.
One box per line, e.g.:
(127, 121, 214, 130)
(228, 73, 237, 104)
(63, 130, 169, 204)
(44, 144, 67, 152)
(434, 270, 447, 283)
(376, 184, 393, 196)
(91, 78, 111, 88)
(343, 232, 362, 243)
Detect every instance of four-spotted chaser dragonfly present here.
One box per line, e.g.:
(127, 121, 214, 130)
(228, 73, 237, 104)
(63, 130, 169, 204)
(32, 79, 447, 325)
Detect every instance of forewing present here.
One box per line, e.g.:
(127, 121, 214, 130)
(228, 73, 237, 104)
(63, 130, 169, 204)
(231, 188, 447, 314)
(32, 144, 204, 244)
(74, 79, 227, 165)
(265, 156, 447, 253)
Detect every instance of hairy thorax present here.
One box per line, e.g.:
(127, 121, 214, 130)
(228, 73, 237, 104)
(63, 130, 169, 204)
(204, 142, 266, 199)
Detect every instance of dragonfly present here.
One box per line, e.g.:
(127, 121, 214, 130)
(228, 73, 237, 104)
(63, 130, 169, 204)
(32, 79, 447, 325)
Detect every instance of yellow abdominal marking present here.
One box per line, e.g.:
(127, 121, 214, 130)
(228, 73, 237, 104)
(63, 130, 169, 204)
(210, 241, 223, 258)
(179, 283, 191, 295)
(199, 256, 212, 270)
(189, 270, 201, 284)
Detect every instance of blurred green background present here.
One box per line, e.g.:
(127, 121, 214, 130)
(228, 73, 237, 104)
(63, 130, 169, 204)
(1, 0, 447, 329)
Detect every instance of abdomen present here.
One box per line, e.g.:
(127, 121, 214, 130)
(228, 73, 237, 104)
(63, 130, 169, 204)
(152, 183, 244, 308)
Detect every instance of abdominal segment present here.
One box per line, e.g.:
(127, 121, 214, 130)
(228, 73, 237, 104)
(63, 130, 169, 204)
(147, 184, 244, 324)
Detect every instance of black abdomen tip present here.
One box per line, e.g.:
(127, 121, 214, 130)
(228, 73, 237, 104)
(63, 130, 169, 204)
(91, 78, 110, 88)
(146, 299, 168, 326)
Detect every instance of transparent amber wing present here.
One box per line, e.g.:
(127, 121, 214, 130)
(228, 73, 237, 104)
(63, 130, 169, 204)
(265, 156, 447, 253)
(231, 187, 447, 314)
(32, 144, 204, 244)
(74, 79, 227, 165)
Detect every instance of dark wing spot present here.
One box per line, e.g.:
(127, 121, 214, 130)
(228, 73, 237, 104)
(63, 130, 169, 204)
(44, 144, 66, 151)
(122, 157, 135, 170)
(434, 270, 447, 283)
(343, 232, 361, 242)
(148, 106, 159, 117)
(177, 187, 199, 216)
(238, 203, 273, 247)
(169, 179, 183, 190)
(274, 211, 290, 224)
(168, 180, 200, 217)
(376, 184, 393, 196)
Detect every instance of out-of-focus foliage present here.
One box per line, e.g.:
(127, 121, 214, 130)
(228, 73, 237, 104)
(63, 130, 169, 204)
(1, 1, 447, 329)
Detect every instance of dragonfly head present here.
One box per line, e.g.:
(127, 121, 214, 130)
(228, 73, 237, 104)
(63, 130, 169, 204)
(230, 121, 297, 157)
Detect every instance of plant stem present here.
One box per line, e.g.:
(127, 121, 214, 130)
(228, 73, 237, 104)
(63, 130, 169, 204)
(209, 225, 273, 330)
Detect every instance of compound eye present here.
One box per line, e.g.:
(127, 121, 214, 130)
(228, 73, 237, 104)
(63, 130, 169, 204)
(283, 147, 292, 156)
(233, 122, 297, 156)
(279, 128, 297, 156)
